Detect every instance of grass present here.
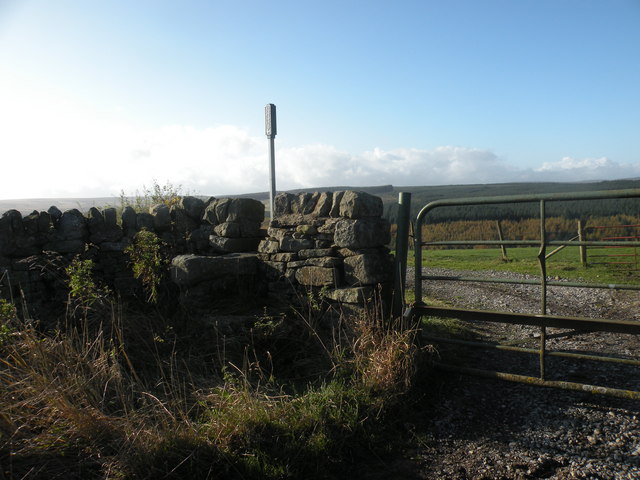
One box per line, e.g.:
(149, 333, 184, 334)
(0, 288, 426, 479)
(408, 246, 640, 285)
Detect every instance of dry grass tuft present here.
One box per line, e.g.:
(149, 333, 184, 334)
(0, 288, 430, 479)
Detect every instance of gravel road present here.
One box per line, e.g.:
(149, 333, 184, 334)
(394, 267, 640, 479)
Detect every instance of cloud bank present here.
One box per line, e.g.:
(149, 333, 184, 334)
(1, 122, 639, 199)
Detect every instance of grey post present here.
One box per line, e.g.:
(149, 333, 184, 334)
(265, 104, 277, 221)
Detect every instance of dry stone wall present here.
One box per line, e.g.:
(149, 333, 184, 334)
(0, 191, 393, 320)
(257, 190, 393, 312)
(0, 196, 265, 319)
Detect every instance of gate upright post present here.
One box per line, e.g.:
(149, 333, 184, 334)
(578, 219, 587, 266)
(393, 192, 412, 319)
(496, 220, 508, 260)
(538, 200, 548, 380)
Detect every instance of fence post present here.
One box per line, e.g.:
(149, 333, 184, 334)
(578, 219, 587, 266)
(496, 220, 508, 260)
(393, 192, 412, 319)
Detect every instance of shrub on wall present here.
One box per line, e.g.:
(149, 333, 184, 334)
(125, 229, 166, 303)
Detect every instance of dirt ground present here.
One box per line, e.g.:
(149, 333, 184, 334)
(360, 268, 640, 480)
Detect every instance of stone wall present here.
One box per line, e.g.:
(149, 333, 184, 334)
(0, 196, 265, 319)
(256, 190, 392, 312)
(0, 191, 393, 320)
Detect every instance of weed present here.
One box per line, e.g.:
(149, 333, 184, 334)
(119, 179, 188, 213)
(66, 258, 99, 305)
(65, 257, 112, 322)
(125, 229, 166, 303)
(0, 299, 16, 345)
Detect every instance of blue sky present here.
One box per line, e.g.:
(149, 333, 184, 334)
(1, 0, 639, 199)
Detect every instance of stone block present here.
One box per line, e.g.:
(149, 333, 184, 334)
(3, 210, 23, 233)
(201, 202, 219, 225)
(87, 207, 104, 231)
(238, 219, 262, 237)
(170, 253, 257, 287)
(46, 239, 86, 254)
(209, 235, 261, 253)
(339, 191, 383, 219)
(121, 206, 137, 236)
(334, 218, 391, 249)
(136, 212, 154, 232)
(304, 257, 342, 268)
(325, 286, 374, 304)
(305, 192, 321, 214)
(47, 206, 62, 223)
(280, 236, 314, 252)
(103, 208, 118, 227)
(90, 225, 123, 244)
(296, 224, 317, 235)
(274, 193, 293, 216)
(291, 193, 313, 214)
(329, 191, 345, 217)
(56, 209, 87, 241)
(343, 253, 392, 286)
(227, 198, 264, 223)
(287, 260, 307, 269)
(171, 207, 199, 233)
(317, 217, 340, 234)
(22, 211, 39, 235)
(267, 227, 289, 240)
(298, 248, 335, 259)
(187, 225, 213, 253)
(295, 266, 337, 287)
(270, 252, 298, 262)
(180, 196, 205, 220)
(258, 239, 280, 254)
(213, 198, 232, 223)
(312, 191, 333, 217)
(37, 212, 53, 234)
(151, 204, 171, 231)
(214, 222, 241, 238)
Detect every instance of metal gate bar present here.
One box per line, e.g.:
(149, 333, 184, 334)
(423, 335, 640, 366)
(411, 188, 640, 398)
(433, 363, 640, 400)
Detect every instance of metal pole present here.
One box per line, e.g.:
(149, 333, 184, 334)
(538, 199, 547, 380)
(393, 192, 411, 318)
(265, 104, 277, 221)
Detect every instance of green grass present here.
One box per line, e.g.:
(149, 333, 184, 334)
(407, 246, 639, 285)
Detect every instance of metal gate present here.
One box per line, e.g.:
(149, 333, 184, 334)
(405, 188, 640, 399)
(584, 223, 640, 270)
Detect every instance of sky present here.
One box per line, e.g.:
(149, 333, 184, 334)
(1, 0, 639, 200)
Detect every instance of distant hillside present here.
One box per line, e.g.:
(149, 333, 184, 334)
(0, 197, 120, 215)
(2, 180, 639, 220)
(382, 179, 640, 222)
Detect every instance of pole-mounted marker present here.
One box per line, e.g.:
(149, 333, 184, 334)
(265, 104, 277, 221)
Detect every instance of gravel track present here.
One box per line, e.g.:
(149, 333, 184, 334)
(396, 267, 640, 479)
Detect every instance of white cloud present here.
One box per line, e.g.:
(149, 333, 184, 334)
(532, 156, 640, 182)
(1, 96, 639, 199)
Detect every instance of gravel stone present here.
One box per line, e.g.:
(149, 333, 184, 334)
(400, 267, 640, 479)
